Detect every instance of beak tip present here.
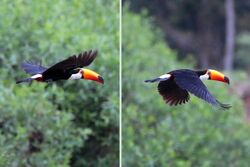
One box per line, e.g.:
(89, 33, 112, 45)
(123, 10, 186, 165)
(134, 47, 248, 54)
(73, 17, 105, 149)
(224, 76, 230, 84)
(98, 76, 104, 84)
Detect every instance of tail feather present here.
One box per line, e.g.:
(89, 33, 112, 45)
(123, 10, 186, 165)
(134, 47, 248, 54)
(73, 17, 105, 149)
(16, 78, 33, 84)
(216, 100, 232, 110)
(144, 78, 161, 83)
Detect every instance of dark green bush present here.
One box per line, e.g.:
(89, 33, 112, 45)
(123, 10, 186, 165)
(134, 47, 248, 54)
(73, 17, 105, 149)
(0, 0, 119, 166)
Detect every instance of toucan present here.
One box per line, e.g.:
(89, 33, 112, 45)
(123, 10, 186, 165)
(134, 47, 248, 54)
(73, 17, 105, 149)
(145, 69, 231, 109)
(16, 50, 104, 84)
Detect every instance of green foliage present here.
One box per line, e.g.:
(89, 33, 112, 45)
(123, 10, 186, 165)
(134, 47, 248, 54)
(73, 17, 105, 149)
(0, 0, 118, 166)
(123, 8, 250, 167)
(235, 32, 250, 70)
(0, 82, 82, 166)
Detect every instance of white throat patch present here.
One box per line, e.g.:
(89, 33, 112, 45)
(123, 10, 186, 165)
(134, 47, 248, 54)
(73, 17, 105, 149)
(199, 73, 209, 80)
(69, 72, 82, 80)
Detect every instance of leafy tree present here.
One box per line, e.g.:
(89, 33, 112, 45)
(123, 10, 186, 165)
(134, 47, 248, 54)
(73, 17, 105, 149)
(0, 0, 119, 166)
(124, 0, 250, 70)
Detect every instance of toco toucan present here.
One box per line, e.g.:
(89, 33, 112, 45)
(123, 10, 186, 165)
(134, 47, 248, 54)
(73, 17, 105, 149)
(145, 69, 231, 109)
(16, 50, 104, 84)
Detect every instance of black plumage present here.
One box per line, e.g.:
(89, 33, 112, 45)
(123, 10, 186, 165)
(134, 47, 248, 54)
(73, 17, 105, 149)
(21, 61, 47, 75)
(158, 79, 190, 105)
(17, 50, 98, 84)
(42, 50, 97, 81)
(148, 69, 231, 109)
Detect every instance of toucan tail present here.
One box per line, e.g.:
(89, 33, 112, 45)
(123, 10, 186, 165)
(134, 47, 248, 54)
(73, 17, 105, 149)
(216, 100, 232, 110)
(16, 78, 33, 84)
(144, 78, 161, 83)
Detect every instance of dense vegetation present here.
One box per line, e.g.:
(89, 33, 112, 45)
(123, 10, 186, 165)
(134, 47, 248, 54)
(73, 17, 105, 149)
(125, 0, 250, 70)
(0, 0, 119, 166)
(123, 8, 250, 167)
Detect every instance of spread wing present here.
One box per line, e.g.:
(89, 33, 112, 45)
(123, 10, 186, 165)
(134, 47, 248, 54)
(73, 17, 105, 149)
(158, 79, 190, 106)
(21, 60, 47, 75)
(44, 50, 97, 72)
(42, 50, 97, 80)
(173, 70, 231, 109)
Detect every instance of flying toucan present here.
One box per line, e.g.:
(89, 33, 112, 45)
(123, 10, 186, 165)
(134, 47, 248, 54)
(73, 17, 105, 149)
(16, 50, 104, 84)
(145, 69, 231, 109)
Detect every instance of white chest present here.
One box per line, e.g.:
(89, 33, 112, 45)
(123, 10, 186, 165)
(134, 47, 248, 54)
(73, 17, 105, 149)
(199, 73, 209, 80)
(68, 73, 82, 80)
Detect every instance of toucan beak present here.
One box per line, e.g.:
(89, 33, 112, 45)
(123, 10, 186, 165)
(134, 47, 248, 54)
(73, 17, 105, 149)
(97, 76, 104, 84)
(82, 68, 104, 84)
(209, 69, 230, 84)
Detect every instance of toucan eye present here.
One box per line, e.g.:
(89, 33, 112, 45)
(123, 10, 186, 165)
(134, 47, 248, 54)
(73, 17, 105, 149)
(80, 70, 84, 78)
(207, 71, 211, 79)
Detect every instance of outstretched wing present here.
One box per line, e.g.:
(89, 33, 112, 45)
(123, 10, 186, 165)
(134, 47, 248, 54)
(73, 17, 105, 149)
(44, 50, 97, 72)
(158, 79, 190, 106)
(173, 69, 231, 109)
(21, 60, 47, 75)
(42, 50, 97, 81)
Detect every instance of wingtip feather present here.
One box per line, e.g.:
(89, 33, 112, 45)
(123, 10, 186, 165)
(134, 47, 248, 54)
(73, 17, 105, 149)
(216, 100, 232, 110)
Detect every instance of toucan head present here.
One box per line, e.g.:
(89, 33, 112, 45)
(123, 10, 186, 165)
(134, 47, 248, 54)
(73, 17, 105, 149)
(81, 68, 104, 84)
(199, 69, 230, 84)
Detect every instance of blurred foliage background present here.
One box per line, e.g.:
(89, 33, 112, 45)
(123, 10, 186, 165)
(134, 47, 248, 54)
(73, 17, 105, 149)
(123, 0, 250, 71)
(0, 0, 119, 166)
(122, 2, 250, 167)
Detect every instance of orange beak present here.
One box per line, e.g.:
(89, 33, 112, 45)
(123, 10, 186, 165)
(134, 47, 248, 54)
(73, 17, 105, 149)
(82, 68, 104, 84)
(209, 69, 230, 84)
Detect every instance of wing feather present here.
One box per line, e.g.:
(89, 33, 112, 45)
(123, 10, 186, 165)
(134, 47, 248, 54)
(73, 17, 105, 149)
(21, 61, 47, 75)
(173, 69, 231, 109)
(45, 50, 97, 72)
(158, 79, 190, 106)
(42, 50, 97, 81)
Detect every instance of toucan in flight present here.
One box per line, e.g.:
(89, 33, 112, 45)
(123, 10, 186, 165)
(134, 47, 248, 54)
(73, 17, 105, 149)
(16, 50, 104, 84)
(145, 69, 231, 109)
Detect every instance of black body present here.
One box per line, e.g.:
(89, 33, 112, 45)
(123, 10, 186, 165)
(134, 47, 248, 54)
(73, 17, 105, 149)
(18, 50, 97, 83)
(42, 50, 97, 81)
(147, 69, 231, 109)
